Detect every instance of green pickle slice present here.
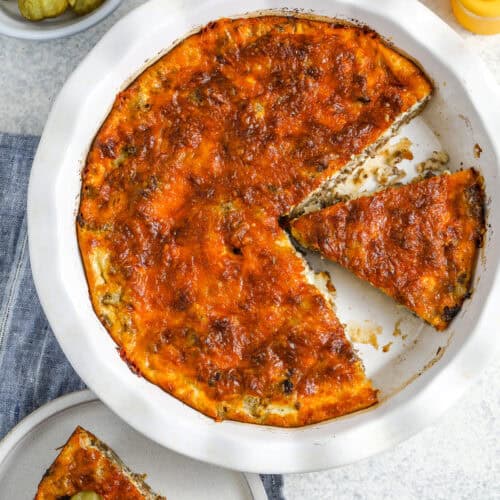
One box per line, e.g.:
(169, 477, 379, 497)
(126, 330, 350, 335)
(70, 492, 103, 500)
(68, 0, 104, 15)
(18, 0, 68, 21)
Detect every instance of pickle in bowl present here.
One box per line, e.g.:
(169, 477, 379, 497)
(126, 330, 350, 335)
(68, 0, 104, 16)
(18, 0, 69, 21)
(18, 0, 105, 21)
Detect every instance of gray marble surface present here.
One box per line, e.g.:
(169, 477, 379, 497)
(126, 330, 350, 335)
(0, 1, 499, 498)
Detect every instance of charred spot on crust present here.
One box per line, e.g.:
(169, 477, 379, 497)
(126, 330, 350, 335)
(282, 378, 294, 394)
(208, 371, 222, 386)
(329, 337, 357, 363)
(315, 160, 329, 172)
(83, 184, 99, 199)
(76, 213, 85, 228)
(357, 95, 371, 104)
(140, 175, 159, 198)
(122, 144, 137, 156)
(464, 179, 486, 247)
(98, 138, 118, 159)
(278, 215, 290, 230)
(442, 304, 461, 324)
(172, 288, 194, 311)
(42, 466, 56, 481)
(250, 349, 267, 367)
(118, 347, 142, 376)
(306, 66, 321, 79)
(212, 317, 231, 333)
(465, 182, 485, 222)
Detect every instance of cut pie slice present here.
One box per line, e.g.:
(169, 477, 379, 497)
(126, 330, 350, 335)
(290, 169, 485, 330)
(35, 426, 165, 500)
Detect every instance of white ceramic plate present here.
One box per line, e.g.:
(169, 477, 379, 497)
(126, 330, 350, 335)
(0, 0, 121, 40)
(27, 0, 500, 473)
(0, 390, 266, 499)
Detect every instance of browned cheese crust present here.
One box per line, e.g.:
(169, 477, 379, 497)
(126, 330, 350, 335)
(291, 169, 485, 330)
(77, 16, 433, 426)
(35, 426, 165, 499)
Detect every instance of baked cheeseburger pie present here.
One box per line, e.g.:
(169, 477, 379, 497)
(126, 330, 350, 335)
(77, 16, 433, 426)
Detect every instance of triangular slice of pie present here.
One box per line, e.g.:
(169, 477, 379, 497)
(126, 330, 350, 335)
(35, 426, 165, 500)
(290, 169, 485, 330)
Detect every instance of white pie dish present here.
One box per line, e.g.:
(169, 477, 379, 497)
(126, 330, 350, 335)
(27, 0, 500, 473)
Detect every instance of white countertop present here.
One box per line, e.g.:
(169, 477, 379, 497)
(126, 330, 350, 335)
(0, 1, 499, 498)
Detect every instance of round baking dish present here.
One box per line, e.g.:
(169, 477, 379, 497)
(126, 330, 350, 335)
(27, 0, 500, 473)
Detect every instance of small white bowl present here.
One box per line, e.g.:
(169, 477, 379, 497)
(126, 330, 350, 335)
(0, 0, 122, 40)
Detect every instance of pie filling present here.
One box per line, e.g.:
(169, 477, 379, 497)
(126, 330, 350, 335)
(77, 16, 437, 426)
(291, 169, 485, 331)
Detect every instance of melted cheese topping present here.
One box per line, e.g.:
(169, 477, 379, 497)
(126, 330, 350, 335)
(291, 169, 485, 330)
(77, 16, 432, 426)
(35, 427, 163, 500)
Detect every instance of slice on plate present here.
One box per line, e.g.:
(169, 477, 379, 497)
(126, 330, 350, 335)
(35, 426, 165, 500)
(290, 169, 485, 330)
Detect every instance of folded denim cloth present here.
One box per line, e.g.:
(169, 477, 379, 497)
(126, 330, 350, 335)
(0, 132, 284, 500)
(0, 133, 86, 436)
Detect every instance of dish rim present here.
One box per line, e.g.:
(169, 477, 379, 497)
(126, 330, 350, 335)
(27, 0, 500, 473)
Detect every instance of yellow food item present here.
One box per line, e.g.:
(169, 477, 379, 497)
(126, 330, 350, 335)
(68, 0, 104, 16)
(451, 0, 500, 34)
(18, 0, 68, 21)
(71, 493, 103, 500)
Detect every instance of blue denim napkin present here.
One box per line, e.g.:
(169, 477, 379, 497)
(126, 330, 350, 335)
(0, 132, 284, 500)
